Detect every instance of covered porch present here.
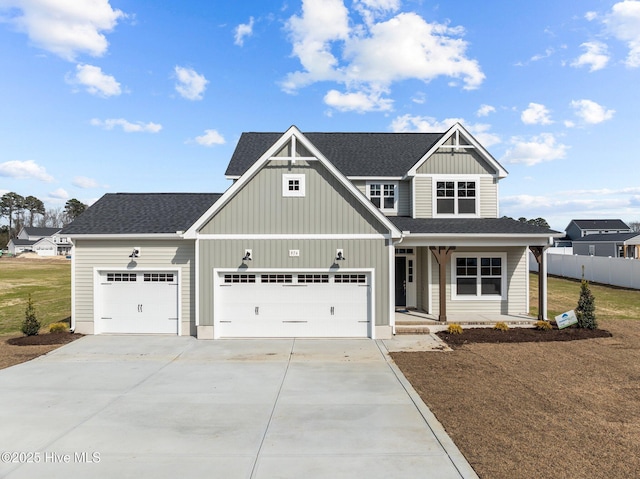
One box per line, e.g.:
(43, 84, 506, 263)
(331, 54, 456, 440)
(389, 217, 562, 334)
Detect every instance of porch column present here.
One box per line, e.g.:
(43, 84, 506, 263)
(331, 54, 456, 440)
(529, 246, 547, 321)
(429, 246, 455, 322)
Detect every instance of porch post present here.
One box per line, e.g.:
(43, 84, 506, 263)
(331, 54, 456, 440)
(430, 246, 455, 322)
(529, 246, 546, 321)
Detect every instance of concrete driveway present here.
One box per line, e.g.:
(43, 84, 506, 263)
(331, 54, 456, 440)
(0, 336, 477, 478)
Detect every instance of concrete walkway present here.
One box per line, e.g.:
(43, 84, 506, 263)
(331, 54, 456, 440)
(0, 336, 477, 478)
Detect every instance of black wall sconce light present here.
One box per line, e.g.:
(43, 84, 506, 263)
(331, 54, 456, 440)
(335, 249, 345, 261)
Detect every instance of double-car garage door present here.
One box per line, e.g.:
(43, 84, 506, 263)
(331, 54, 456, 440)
(216, 271, 371, 338)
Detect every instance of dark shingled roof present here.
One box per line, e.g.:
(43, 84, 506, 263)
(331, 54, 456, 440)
(22, 227, 61, 236)
(390, 217, 561, 235)
(572, 232, 640, 242)
(60, 193, 222, 235)
(225, 132, 444, 177)
(570, 219, 630, 230)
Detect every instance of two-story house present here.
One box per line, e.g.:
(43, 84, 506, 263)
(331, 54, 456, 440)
(564, 219, 640, 258)
(7, 226, 71, 256)
(61, 124, 560, 338)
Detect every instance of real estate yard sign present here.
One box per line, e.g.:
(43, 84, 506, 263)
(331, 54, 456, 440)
(555, 310, 578, 329)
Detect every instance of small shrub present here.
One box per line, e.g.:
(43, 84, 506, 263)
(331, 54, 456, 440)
(21, 294, 41, 336)
(494, 321, 509, 331)
(535, 320, 552, 331)
(576, 279, 597, 330)
(49, 322, 68, 334)
(447, 323, 463, 335)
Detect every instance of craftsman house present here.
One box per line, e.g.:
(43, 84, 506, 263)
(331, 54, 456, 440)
(61, 124, 561, 339)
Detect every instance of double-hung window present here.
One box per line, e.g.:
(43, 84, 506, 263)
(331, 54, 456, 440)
(436, 180, 477, 215)
(453, 253, 505, 299)
(368, 182, 396, 213)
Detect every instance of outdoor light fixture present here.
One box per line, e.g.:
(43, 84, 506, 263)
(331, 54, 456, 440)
(335, 249, 345, 261)
(129, 248, 140, 258)
(243, 249, 252, 261)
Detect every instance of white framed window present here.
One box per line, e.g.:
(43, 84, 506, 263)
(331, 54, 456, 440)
(367, 182, 397, 213)
(434, 178, 478, 216)
(452, 253, 506, 300)
(283, 174, 305, 197)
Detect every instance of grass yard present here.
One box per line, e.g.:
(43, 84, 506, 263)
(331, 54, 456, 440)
(0, 257, 71, 334)
(530, 272, 640, 320)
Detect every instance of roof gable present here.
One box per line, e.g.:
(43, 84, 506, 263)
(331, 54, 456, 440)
(407, 123, 508, 178)
(61, 193, 222, 235)
(187, 126, 401, 238)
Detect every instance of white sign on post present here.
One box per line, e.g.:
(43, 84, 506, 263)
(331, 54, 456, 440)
(555, 310, 578, 329)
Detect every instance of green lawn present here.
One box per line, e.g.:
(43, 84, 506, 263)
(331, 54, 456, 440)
(0, 259, 71, 334)
(530, 272, 640, 320)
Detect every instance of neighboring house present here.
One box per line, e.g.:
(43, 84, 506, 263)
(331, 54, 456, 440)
(61, 124, 561, 339)
(565, 219, 631, 240)
(12, 226, 72, 256)
(572, 233, 640, 258)
(7, 238, 35, 255)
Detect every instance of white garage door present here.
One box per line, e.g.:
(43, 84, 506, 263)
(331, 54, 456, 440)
(216, 272, 370, 338)
(98, 271, 179, 334)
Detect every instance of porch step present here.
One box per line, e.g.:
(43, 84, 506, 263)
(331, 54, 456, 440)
(395, 323, 432, 335)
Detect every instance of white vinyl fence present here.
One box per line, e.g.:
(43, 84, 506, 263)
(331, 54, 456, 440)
(530, 252, 640, 290)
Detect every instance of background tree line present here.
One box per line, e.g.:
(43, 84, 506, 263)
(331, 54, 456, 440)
(0, 192, 87, 248)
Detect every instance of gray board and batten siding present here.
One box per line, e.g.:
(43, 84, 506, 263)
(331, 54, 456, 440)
(201, 161, 389, 235)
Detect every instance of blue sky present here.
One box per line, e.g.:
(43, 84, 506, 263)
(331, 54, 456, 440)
(1, 0, 639, 232)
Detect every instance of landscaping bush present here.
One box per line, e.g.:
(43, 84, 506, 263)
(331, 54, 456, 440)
(576, 279, 597, 330)
(447, 323, 463, 335)
(535, 320, 553, 331)
(20, 294, 40, 336)
(49, 322, 68, 334)
(494, 321, 509, 331)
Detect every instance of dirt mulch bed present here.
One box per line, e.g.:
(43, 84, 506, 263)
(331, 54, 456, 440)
(391, 319, 640, 479)
(437, 325, 612, 349)
(1, 333, 83, 370)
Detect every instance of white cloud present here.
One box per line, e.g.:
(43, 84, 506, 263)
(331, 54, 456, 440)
(324, 88, 393, 112)
(174, 66, 208, 100)
(69, 64, 121, 97)
(234, 17, 254, 46)
(570, 99, 615, 124)
(501, 133, 568, 166)
(0, 159, 54, 182)
(571, 41, 610, 71)
(0, 0, 125, 61)
(193, 129, 226, 147)
(72, 176, 99, 188)
(476, 104, 496, 117)
(604, 0, 640, 67)
(390, 115, 500, 147)
(90, 118, 162, 133)
(282, 1, 484, 112)
(49, 188, 69, 200)
(521, 103, 553, 125)
(585, 11, 598, 21)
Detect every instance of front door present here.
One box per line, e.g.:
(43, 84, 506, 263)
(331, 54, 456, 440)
(395, 257, 406, 306)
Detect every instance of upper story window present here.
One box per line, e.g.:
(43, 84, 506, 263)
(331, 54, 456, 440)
(367, 182, 397, 213)
(282, 174, 305, 197)
(435, 179, 477, 216)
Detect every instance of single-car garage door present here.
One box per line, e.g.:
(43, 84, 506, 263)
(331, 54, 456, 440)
(216, 272, 370, 338)
(98, 271, 179, 334)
